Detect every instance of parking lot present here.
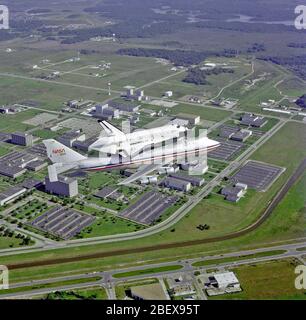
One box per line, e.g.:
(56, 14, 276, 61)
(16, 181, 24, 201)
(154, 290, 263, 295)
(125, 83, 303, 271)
(231, 160, 285, 191)
(30, 206, 95, 240)
(119, 191, 178, 225)
(208, 138, 244, 161)
(23, 112, 58, 126)
(55, 118, 101, 138)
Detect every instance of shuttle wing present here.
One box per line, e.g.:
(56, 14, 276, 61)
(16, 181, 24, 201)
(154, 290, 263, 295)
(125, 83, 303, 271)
(119, 164, 162, 185)
(99, 121, 125, 137)
(47, 163, 78, 182)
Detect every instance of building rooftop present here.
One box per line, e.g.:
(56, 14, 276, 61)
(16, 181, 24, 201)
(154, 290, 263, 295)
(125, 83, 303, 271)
(21, 178, 43, 189)
(163, 177, 191, 190)
(214, 272, 239, 287)
(0, 164, 26, 176)
(240, 113, 267, 127)
(169, 173, 204, 186)
(95, 186, 117, 199)
(46, 175, 76, 184)
(25, 160, 47, 170)
(0, 186, 26, 201)
(59, 130, 84, 140)
(12, 132, 31, 138)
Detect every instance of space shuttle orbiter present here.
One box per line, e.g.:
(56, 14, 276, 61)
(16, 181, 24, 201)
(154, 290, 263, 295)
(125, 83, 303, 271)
(89, 120, 188, 156)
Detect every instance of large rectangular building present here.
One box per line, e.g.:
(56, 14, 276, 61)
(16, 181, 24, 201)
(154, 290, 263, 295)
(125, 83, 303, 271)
(161, 177, 191, 192)
(58, 130, 86, 147)
(45, 175, 78, 197)
(0, 186, 27, 206)
(11, 132, 33, 147)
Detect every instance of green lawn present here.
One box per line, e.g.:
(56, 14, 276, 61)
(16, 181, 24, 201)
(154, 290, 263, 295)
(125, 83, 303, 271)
(44, 286, 108, 300)
(113, 265, 183, 278)
(170, 104, 232, 122)
(192, 250, 286, 267)
(0, 236, 25, 250)
(210, 258, 306, 300)
(115, 278, 158, 299)
(76, 210, 145, 239)
(0, 145, 9, 157)
(0, 109, 41, 133)
(0, 276, 102, 296)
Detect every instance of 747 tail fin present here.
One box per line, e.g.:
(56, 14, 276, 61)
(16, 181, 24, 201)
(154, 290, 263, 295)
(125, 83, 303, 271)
(43, 139, 86, 164)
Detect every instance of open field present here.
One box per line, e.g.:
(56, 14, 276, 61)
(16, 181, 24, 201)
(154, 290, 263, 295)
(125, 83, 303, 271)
(113, 265, 183, 278)
(169, 104, 232, 122)
(192, 249, 286, 267)
(210, 258, 306, 300)
(0, 75, 110, 112)
(0, 109, 42, 133)
(42, 286, 108, 300)
(0, 276, 102, 296)
(0, 237, 26, 250)
(144, 57, 252, 100)
(115, 278, 158, 300)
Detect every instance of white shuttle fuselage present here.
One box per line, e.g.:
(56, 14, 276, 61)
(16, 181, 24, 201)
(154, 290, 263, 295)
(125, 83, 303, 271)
(89, 121, 188, 155)
(44, 135, 219, 179)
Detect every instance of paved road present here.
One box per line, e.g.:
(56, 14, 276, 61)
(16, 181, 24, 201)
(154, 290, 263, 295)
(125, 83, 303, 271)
(1, 240, 306, 299)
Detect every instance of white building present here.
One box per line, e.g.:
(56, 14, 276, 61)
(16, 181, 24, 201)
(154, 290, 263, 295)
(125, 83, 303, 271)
(164, 91, 173, 98)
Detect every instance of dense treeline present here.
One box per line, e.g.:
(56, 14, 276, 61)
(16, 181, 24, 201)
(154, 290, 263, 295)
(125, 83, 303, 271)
(259, 55, 306, 80)
(117, 47, 239, 66)
(288, 43, 306, 49)
(194, 20, 295, 34)
(183, 67, 234, 85)
(117, 48, 212, 66)
(296, 95, 306, 108)
(59, 19, 186, 44)
(247, 43, 266, 53)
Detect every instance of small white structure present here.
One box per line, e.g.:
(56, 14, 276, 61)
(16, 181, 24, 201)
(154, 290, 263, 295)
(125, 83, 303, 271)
(204, 271, 241, 296)
(164, 91, 173, 98)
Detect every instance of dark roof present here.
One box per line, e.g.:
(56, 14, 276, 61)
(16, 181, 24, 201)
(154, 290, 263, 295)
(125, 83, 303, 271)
(169, 173, 204, 185)
(0, 164, 26, 176)
(221, 186, 242, 197)
(21, 178, 43, 189)
(25, 160, 47, 170)
(95, 186, 117, 198)
(45, 175, 76, 184)
(0, 186, 26, 201)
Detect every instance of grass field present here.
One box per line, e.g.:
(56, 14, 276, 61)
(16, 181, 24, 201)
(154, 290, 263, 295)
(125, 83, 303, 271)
(0, 237, 25, 250)
(115, 278, 159, 299)
(0, 145, 10, 157)
(0, 109, 42, 132)
(221, 60, 290, 113)
(76, 210, 145, 238)
(192, 250, 286, 267)
(169, 104, 232, 122)
(210, 258, 306, 300)
(113, 265, 183, 278)
(144, 57, 252, 100)
(0, 276, 102, 296)
(43, 286, 108, 300)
